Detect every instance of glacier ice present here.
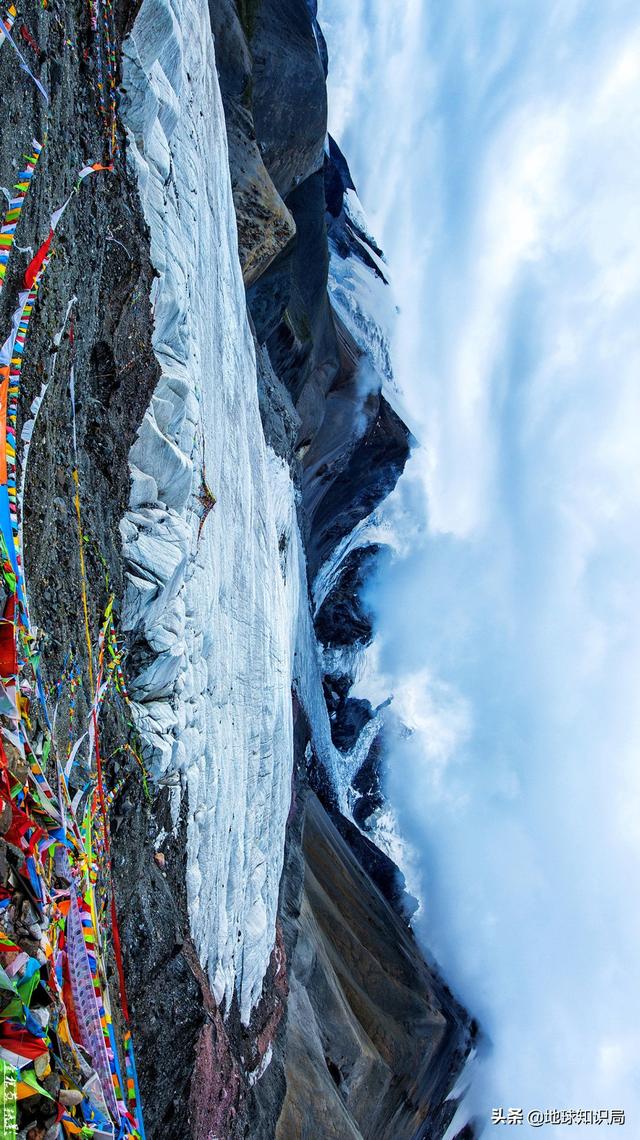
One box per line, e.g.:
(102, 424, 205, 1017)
(119, 0, 302, 1023)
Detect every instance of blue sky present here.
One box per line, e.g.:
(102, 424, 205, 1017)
(318, 1, 640, 1135)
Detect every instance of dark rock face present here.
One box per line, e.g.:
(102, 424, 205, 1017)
(306, 716, 419, 925)
(249, 167, 342, 458)
(277, 794, 469, 1140)
(209, 0, 296, 287)
(323, 672, 374, 752)
(248, 0, 327, 199)
(329, 808, 419, 927)
(315, 544, 385, 649)
(325, 135, 356, 219)
(325, 134, 386, 266)
(262, 170, 340, 436)
(350, 727, 385, 822)
(453, 1125, 480, 1139)
(306, 392, 411, 577)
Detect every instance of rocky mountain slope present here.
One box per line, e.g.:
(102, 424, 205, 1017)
(0, 0, 471, 1137)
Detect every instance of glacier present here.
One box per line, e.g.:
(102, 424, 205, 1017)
(119, 0, 303, 1024)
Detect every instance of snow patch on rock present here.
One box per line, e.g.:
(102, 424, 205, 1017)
(328, 190, 420, 439)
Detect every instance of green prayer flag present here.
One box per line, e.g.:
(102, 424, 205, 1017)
(1, 957, 40, 1020)
(0, 966, 18, 995)
(19, 1067, 53, 1100)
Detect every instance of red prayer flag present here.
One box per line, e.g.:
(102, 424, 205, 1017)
(24, 231, 52, 289)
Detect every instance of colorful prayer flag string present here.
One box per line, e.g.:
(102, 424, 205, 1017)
(18, 295, 77, 605)
(0, 139, 43, 294)
(0, 6, 48, 101)
(0, 163, 112, 630)
(0, 4, 16, 42)
(0, 150, 146, 1135)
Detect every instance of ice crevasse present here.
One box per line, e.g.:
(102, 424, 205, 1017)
(118, 0, 304, 1025)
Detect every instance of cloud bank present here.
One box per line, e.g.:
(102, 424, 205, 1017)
(319, 1, 640, 1134)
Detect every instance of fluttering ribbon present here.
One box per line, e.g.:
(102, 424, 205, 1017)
(19, 23, 40, 57)
(66, 888, 119, 1119)
(18, 296, 77, 607)
(89, 0, 119, 158)
(0, 162, 112, 624)
(0, 139, 43, 294)
(0, 7, 48, 102)
(0, 4, 16, 42)
(0, 277, 49, 619)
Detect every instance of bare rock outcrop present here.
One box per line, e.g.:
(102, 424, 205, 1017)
(278, 794, 468, 1140)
